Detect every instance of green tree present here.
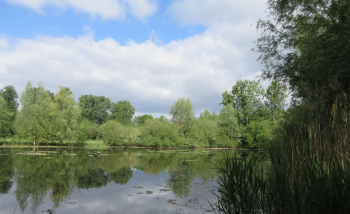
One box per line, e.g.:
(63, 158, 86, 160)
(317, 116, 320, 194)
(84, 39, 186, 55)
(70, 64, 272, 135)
(221, 80, 265, 126)
(265, 81, 288, 121)
(218, 104, 241, 140)
(256, 0, 350, 103)
(0, 86, 19, 136)
(168, 97, 195, 135)
(0, 85, 18, 112)
(199, 109, 218, 121)
(44, 86, 81, 143)
(109, 100, 135, 125)
(78, 95, 111, 124)
(14, 81, 49, 144)
(133, 114, 154, 126)
(0, 97, 15, 137)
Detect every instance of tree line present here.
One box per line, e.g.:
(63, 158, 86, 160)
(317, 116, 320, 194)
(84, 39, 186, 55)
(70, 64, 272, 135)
(0, 79, 287, 148)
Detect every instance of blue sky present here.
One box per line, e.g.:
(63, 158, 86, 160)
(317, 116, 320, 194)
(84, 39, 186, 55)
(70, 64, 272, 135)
(0, 0, 268, 117)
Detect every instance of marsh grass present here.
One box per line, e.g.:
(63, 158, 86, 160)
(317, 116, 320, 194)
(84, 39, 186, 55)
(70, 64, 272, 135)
(213, 93, 350, 213)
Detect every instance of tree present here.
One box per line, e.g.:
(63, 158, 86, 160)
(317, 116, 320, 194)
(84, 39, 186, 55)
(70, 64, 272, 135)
(265, 81, 288, 121)
(199, 109, 218, 121)
(256, 0, 350, 103)
(168, 97, 195, 135)
(44, 86, 81, 142)
(78, 95, 111, 125)
(0, 97, 14, 137)
(14, 81, 49, 144)
(218, 104, 241, 140)
(0, 85, 19, 136)
(133, 114, 153, 126)
(0, 85, 18, 112)
(109, 100, 135, 125)
(220, 80, 265, 126)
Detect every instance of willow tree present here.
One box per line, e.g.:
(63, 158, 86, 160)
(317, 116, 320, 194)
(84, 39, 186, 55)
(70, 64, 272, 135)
(168, 97, 195, 135)
(14, 82, 49, 144)
(14, 82, 80, 144)
(44, 86, 80, 143)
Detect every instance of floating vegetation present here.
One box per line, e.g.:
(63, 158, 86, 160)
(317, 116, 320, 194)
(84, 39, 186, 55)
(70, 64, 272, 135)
(17, 153, 47, 155)
(133, 186, 144, 188)
(145, 191, 153, 194)
(159, 189, 170, 192)
(137, 192, 143, 194)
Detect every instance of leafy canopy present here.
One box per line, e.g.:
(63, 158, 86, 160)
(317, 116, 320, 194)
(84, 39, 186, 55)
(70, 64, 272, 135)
(109, 100, 135, 125)
(79, 95, 111, 125)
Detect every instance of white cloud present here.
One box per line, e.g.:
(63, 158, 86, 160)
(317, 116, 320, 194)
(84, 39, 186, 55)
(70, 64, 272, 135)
(5, 0, 157, 21)
(0, 39, 9, 49)
(0, 0, 268, 116)
(0, 23, 263, 115)
(169, 0, 266, 26)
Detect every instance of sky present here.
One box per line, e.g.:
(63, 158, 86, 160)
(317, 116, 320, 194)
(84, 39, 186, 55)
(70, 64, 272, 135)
(0, 0, 268, 117)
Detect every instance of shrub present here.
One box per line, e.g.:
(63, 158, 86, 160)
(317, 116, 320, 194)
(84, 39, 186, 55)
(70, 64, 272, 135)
(99, 120, 137, 146)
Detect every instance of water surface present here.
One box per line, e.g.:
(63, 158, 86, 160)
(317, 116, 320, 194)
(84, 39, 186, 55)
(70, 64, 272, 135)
(0, 148, 238, 214)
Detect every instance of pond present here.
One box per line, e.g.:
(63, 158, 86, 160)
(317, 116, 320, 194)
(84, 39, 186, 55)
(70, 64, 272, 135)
(0, 147, 243, 214)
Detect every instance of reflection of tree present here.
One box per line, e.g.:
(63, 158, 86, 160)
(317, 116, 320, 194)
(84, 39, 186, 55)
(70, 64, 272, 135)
(166, 161, 195, 197)
(77, 168, 109, 189)
(108, 167, 133, 185)
(5, 148, 242, 213)
(0, 155, 13, 194)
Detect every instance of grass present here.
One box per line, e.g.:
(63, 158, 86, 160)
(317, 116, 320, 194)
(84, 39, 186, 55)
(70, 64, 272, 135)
(85, 140, 108, 148)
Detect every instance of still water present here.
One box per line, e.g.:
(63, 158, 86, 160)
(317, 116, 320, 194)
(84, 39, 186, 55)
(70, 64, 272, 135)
(0, 148, 239, 214)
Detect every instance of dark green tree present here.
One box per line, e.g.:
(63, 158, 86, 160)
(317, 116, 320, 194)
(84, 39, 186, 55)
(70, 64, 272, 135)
(256, 0, 350, 103)
(0, 85, 18, 112)
(109, 100, 135, 125)
(0, 85, 18, 136)
(79, 95, 111, 124)
(133, 114, 153, 126)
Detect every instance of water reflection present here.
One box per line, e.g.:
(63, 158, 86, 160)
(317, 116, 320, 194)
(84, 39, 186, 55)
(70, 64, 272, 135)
(0, 148, 244, 214)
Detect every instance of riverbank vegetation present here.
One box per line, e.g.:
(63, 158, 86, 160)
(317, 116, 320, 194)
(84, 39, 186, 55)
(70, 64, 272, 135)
(0, 78, 287, 148)
(213, 0, 350, 213)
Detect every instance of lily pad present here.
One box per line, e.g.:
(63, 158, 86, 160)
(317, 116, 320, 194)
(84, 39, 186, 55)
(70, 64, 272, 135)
(145, 191, 153, 194)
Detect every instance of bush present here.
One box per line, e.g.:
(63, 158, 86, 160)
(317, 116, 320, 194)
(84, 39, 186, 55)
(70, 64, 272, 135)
(75, 119, 99, 143)
(140, 119, 182, 147)
(99, 120, 138, 146)
(188, 118, 218, 147)
(242, 120, 274, 149)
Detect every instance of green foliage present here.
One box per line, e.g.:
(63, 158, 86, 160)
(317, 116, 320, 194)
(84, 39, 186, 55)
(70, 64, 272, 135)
(109, 100, 135, 125)
(133, 114, 154, 126)
(256, 0, 350, 102)
(75, 118, 99, 143)
(140, 118, 181, 147)
(188, 118, 218, 147)
(14, 81, 50, 144)
(99, 120, 138, 145)
(43, 86, 80, 143)
(242, 120, 274, 149)
(168, 97, 195, 135)
(14, 82, 80, 144)
(265, 81, 287, 121)
(218, 105, 241, 140)
(0, 85, 19, 112)
(78, 95, 111, 124)
(0, 97, 15, 137)
(221, 80, 265, 126)
(213, 156, 268, 214)
(199, 109, 218, 121)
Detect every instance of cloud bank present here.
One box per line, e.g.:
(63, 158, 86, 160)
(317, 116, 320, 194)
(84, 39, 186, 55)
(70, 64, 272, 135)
(5, 0, 158, 21)
(1, 0, 267, 116)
